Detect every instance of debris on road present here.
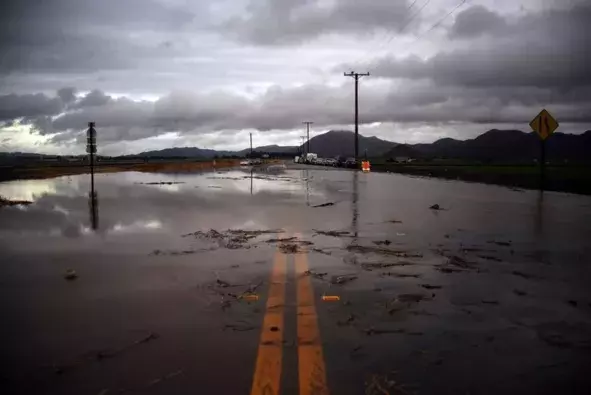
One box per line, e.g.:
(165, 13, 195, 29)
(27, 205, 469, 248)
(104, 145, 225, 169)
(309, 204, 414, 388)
(266, 237, 297, 243)
(396, 293, 433, 303)
(420, 284, 442, 290)
(312, 248, 332, 255)
(361, 262, 414, 271)
(151, 249, 201, 256)
(388, 219, 403, 224)
(95, 332, 159, 361)
(331, 274, 358, 285)
(373, 240, 392, 246)
(181, 228, 283, 250)
(512, 270, 539, 280)
(348, 244, 423, 258)
(224, 323, 257, 332)
(380, 272, 421, 278)
(312, 202, 335, 208)
(429, 204, 441, 210)
(481, 300, 499, 305)
(365, 372, 412, 395)
(304, 270, 328, 279)
(64, 269, 78, 280)
(478, 254, 503, 262)
(337, 314, 356, 326)
(0, 196, 33, 207)
(136, 181, 185, 185)
(279, 243, 299, 253)
(487, 240, 512, 247)
(314, 229, 350, 237)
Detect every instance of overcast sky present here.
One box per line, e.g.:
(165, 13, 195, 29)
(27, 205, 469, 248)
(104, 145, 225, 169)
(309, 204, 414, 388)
(1, 0, 589, 155)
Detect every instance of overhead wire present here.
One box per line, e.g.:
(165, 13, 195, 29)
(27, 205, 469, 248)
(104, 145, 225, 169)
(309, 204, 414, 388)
(316, 0, 430, 132)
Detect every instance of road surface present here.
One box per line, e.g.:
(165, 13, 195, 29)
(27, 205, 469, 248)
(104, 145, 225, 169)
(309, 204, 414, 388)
(1, 163, 590, 394)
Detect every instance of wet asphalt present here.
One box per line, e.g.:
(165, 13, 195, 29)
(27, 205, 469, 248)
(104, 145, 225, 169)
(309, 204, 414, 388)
(1, 162, 591, 395)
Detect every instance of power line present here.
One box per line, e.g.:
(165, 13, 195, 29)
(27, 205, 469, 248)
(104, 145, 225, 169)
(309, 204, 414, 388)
(418, 0, 467, 37)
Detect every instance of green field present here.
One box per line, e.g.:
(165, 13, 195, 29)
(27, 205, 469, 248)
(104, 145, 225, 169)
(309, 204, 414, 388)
(370, 162, 591, 195)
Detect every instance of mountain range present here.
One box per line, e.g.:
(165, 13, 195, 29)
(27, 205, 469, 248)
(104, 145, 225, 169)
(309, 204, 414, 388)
(2, 129, 590, 164)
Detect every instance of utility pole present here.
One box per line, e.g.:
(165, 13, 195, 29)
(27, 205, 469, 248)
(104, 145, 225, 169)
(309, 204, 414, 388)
(303, 121, 313, 154)
(249, 132, 253, 157)
(344, 71, 370, 162)
(300, 136, 306, 156)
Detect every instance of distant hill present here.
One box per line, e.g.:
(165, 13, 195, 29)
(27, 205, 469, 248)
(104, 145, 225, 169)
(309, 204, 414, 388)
(300, 130, 397, 157)
(3, 129, 590, 164)
(134, 147, 234, 158)
(408, 129, 591, 164)
(238, 145, 298, 155)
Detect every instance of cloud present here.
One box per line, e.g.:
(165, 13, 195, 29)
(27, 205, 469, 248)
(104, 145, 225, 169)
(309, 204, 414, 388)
(221, 0, 417, 45)
(448, 5, 506, 38)
(353, 4, 591, 90)
(0, 93, 64, 121)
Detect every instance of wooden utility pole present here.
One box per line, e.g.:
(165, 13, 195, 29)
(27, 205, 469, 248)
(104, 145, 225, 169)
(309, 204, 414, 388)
(249, 132, 253, 156)
(344, 71, 369, 162)
(303, 121, 313, 154)
(300, 136, 306, 156)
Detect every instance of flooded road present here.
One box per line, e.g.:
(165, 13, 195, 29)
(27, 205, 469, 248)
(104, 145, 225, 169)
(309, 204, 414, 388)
(1, 164, 591, 394)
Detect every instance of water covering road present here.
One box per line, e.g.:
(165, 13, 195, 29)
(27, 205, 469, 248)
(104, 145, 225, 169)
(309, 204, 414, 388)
(1, 164, 590, 394)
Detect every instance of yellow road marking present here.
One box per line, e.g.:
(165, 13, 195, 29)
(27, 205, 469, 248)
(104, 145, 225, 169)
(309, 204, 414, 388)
(295, 250, 330, 395)
(250, 250, 287, 395)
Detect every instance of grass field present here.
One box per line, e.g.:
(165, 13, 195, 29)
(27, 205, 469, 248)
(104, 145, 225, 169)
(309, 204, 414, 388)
(370, 162, 591, 195)
(0, 159, 241, 182)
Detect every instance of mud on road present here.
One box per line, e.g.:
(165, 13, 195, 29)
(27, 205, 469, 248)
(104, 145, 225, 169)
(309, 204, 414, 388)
(0, 165, 590, 394)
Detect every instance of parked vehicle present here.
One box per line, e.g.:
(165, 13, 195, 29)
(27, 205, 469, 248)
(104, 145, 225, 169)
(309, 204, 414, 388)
(240, 159, 251, 166)
(294, 156, 300, 163)
(325, 158, 338, 167)
(305, 153, 318, 164)
(344, 157, 357, 168)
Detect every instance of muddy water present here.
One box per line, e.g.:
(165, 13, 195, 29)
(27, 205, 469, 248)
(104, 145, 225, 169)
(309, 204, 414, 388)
(1, 166, 591, 395)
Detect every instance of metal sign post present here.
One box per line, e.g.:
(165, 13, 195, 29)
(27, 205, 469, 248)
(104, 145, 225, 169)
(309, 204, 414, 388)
(529, 109, 559, 191)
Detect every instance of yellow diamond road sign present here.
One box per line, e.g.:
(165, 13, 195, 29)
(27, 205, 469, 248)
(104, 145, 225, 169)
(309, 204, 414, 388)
(530, 109, 559, 140)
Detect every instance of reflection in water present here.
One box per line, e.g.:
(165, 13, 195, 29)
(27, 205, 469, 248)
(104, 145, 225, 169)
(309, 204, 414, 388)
(535, 190, 544, 237)
(302, 169, 310, 206)
(250, 169, 253, 196)
(351, 170, 359, 240)
(88, 171, 99, 231)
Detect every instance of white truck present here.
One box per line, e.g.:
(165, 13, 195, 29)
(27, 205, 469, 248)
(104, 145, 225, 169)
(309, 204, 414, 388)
(305, 153, 318, 164)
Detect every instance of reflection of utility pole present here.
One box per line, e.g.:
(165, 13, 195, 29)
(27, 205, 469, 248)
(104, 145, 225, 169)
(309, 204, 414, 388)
(250, 168, 253, 195)
(352, 170, 358, 240)
(88, 181, 99, 230)
(303, 121, 313, 154)
(344, 71, 369, 162)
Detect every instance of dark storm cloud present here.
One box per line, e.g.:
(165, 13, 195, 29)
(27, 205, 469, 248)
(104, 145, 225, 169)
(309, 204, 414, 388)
(221, 0, 417, 45)
(0, 0, 198, 74)
(448, 5, 506, 38)
(74, 90, 112, 108)
(14, 77, 589, 147)
(0, 93, 64, 121)
(362, 3, 591, 90)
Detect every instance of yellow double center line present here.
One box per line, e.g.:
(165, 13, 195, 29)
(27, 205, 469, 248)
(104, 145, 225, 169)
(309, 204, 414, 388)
(250, 234, 329, 395)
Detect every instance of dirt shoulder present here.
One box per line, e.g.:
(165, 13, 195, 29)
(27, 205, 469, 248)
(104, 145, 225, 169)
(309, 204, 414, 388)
(0, 159, 241, 182)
